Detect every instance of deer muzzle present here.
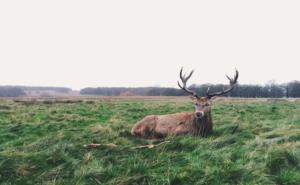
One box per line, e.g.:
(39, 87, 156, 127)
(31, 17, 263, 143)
(195, 111, 204, 118)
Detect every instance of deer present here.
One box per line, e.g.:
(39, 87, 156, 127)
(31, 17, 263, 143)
(131, 68, 239, 139)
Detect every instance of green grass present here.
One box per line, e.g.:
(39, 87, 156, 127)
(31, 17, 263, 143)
(0, 98, 299, 185)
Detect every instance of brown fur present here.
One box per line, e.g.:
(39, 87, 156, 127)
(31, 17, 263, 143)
(131, 110, 213, 139)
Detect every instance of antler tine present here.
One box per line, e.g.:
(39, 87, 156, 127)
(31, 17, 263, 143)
(206, 69, 239, 99)
(233, 69, 239, 82)
(178, 67, 199, 98)
(179, 68, 193, 83)
(226, 75, 232, 82)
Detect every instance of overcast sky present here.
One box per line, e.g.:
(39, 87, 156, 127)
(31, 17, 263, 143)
(0, 1, 299, 90)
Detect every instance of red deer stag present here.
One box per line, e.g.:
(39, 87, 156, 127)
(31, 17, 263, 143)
(131, 68, 239, 139)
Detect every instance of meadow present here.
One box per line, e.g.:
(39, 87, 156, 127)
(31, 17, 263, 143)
(0, 97, 299, 185)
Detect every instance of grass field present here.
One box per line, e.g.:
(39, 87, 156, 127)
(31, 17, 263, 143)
(0, 97, 299, 185)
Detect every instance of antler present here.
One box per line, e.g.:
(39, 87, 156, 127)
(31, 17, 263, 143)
(206, 69, 239, 99)
(178, 67, 199, 99)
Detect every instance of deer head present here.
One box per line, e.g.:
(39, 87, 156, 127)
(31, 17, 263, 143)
(178, 67, 239, 119)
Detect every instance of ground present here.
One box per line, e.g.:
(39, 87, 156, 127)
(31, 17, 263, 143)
(0, 97, 299, 185)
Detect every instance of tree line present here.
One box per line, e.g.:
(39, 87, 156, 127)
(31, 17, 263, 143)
(0, 86, 72, 97)
(1, 81, 300, 97)
(0, 87, 26, 97)
(80, 81, 300, 98)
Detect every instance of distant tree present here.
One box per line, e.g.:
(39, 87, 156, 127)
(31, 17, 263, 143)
(161, 88, 182, 96)
(0, 87, 26, 97)
(264, 81, 285, 98)
(79, 81, 300, 98)
(19, 86, 72, 93)
(146, 88, 163, 96)
(286, 81, 300, 97)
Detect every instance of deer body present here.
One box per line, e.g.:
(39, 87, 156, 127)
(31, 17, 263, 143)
(131, 111, 213, 139)
(131, 68, 238, 139)
(131, 112, 193, 138)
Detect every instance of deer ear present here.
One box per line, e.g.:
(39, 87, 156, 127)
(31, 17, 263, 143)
(189, 95, 196, 101)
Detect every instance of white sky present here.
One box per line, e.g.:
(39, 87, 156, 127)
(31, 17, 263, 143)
(0, 1, 299, 90)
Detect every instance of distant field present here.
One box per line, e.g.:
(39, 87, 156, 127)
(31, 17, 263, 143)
(0, 97, 299, 185)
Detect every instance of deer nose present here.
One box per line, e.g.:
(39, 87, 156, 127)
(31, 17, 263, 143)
(196, 111, 204, 118)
